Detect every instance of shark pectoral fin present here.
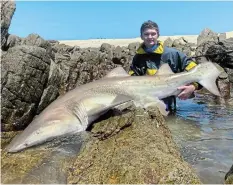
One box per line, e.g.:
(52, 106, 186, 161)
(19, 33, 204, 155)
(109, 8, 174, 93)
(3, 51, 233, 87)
(87, 94, 133, 119)
(199, 78, 221, 96)
(111, 94, 133, 106)
(134, 97, 169, 116)
(104, 66, 130, 78)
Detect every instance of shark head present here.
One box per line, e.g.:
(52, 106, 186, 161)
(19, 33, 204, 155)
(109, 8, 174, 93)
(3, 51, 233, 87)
(6, 127, 44, 153)
(6, 116, 82, 153)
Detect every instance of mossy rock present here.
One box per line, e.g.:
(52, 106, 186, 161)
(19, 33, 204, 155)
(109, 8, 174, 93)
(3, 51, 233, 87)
(67, 106, 201, 184)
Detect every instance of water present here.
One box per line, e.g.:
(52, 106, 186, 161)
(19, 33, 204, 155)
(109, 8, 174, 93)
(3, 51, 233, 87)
(166, 94, 233, 184)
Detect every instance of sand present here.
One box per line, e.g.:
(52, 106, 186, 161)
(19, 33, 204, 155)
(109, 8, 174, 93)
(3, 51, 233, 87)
(59, 31, 233, 48)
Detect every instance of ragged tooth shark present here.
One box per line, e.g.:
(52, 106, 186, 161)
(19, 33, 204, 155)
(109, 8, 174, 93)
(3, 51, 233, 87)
(6, 62, 221, 153)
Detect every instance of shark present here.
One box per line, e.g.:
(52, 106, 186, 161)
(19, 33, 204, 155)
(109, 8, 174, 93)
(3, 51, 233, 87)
(6, 61, 221, 153)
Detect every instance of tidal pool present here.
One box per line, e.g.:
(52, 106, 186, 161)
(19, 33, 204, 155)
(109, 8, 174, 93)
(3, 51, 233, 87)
(166, 94, 233, 184)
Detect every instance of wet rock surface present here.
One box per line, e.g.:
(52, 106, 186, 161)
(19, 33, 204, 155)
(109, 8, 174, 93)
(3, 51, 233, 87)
(1, 45, 51, 131)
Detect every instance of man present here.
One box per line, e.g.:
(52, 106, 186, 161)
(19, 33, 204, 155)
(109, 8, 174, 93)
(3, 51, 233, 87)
(129, 20, 201, 111)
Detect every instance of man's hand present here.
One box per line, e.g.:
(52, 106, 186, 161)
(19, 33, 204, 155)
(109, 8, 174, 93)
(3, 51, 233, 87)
(177, 84, 196, 100)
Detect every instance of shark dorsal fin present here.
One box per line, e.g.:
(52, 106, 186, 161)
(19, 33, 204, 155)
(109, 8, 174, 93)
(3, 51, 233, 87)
(104, 66, 130, 78)
(156, 63, 174, 75)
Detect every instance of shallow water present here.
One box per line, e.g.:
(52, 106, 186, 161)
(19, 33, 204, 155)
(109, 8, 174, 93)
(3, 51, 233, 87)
(166, 94, 233, 184)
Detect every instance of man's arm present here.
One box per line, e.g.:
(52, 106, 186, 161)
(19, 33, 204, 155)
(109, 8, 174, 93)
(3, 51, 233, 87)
(176, 50, 202, 90)
(173, 50, 203, 100)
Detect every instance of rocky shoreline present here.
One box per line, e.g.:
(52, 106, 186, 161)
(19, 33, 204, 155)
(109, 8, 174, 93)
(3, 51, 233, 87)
(1, 0, 233, 184)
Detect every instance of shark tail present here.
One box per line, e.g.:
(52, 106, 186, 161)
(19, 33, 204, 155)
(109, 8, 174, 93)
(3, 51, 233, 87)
(196, 62, 221, 96)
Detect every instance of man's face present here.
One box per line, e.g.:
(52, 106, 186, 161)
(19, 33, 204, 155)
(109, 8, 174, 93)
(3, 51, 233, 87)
(141, 28, 158, 48)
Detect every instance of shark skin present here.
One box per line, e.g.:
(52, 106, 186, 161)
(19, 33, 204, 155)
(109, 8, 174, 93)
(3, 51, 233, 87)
(6, 62, 221, 153)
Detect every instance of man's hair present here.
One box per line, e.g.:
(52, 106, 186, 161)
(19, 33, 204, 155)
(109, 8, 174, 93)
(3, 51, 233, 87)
(140, 20, 160, 37)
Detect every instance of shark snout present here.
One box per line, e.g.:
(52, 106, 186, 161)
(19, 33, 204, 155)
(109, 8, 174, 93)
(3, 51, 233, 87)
(5, 141, 27, 153)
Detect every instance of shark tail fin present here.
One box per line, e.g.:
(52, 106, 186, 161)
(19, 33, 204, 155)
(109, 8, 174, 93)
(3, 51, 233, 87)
(199, 78, 220, 96)
(197, 62, 221, 96)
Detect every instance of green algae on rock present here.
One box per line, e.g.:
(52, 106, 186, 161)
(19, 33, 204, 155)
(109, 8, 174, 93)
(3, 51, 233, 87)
(67, 106, 201, 184)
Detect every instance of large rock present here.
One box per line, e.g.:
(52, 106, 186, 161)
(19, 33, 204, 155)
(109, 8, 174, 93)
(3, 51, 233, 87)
(205, 38, 233, 69)
(170, 37, 196, 57)
(1, 45, 51, 131)
(52, 43, 132, 92)
(5, 34, 22, 48)
(197, 28, 218, 46)
(205, 38, 233, 87)
(163, 37, 173, 47)
(1, 107, 201, 184)
(36, 59, 64, 114)
(67, 106, 201, 184)
(199, 38, 233, 98)
(1, 0, 16, 50)
(128, 42, 140, 56)
(195, 28, 219, 62)
(195, 41, 217, 62)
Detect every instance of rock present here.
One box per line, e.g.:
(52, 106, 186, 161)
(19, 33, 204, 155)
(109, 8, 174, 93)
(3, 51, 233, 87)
(21, 34, 51, 50)
(225, 165, 233, 184)
(67, 106, 201, 184)
(128, 42, 140, 55)
(217, 78, 231, 100)
(218, 33, 227, 42)
(113, 46, 124, 63)
(1, 45, 51, 131)
(171, 37, 195, 56)
(173, 37, 188, 47)
(6, 34, 22, 48)
(205, 38, 233, 68)
(36, 59, 64, 114)
(100, 43, 113, 53)
(99, 43, 114, 62)
(112, 46, 130, 68)
(55, 52, 74, 92)
(195, 37, 233, 97)
(225, 68, 233, 83)
(203, 38, 233, 88)
(197, 28, 218, 46)
(163, 37, 173, 47)
(1, 0, 16, 50)
(51, 42, 75, 54)
(21, 34, 55, 60)
(54, 43, 133, 93)
(195, 41, 217, 63)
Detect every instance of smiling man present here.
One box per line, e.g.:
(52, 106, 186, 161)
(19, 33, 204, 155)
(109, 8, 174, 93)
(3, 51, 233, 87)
(129, 20, 202, 112)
